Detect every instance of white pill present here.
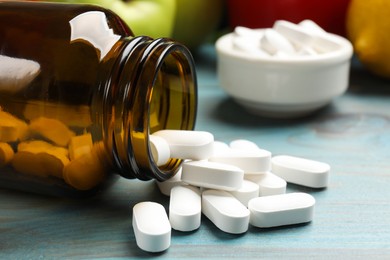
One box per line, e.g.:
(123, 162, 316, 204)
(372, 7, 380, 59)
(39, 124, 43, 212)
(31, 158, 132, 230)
(212, 141, 230, 155)
(229, 139, 261, 151)
(271, 155, 330, 188)
(181, 160, 244, 191)
(232, 36, 269, 57)
(132, 202, 171, 252)
(260, 28, 296, 55)
(273, 20, 313, 47)
(152, 130, 214, 160)
(149, 135, 170, 166)
(234, 26, 264, 39)
(229, 179, 259, 207)
(209, 148, 271, 173)
(202, 189, 250, 234)
(299, 19, 327, 35)
(245, 172, 286, 196)
(248, 192, 315, 228)
(169, 185, 201, 232)
(274, 20, 341, 53)
(156, 167, 186, 196)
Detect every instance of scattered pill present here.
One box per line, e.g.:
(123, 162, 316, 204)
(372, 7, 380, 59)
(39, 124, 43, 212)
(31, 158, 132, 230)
(209, 148, 271, 173)
(245, 172, 286, 196)
(212, 141, 230, 155)
(202, 189, 250, 234)
(152, 130, 214, 160)
(248, 192, 315, 228)
(156, 167, 186, 196)
(229, 139, 261, 151)
(229, 179, 259, 207)
(271, 155, 330, 188)
(169, 185, 201, 232)
(132, 201, 171, 252)
(260, 28, 296, 55)
(149, 135, 171, 166)
(181, 160, 244, 191)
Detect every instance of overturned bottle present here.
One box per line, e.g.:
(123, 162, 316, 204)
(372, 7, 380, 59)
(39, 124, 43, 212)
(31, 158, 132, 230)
(0, 1, 197, 196)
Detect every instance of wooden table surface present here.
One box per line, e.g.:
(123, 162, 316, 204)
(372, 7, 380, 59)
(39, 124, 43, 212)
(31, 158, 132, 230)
(1, 44, 390, 259)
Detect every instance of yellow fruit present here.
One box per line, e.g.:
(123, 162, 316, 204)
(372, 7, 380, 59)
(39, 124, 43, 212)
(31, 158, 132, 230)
(347, 0, 390, 78)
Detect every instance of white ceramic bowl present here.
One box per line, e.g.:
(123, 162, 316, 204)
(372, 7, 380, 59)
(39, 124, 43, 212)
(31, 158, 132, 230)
(215, 31, 353, 117)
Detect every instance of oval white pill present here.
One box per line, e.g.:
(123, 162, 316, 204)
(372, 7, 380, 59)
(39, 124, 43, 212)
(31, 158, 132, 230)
(245, 172, 286, 196)
(271, 155, 330, 188)
(209, 148, 271, 173)
(234, 26, 263, 39)
(248, 192, 315, 228)
(181, 160, 244, 191)
(202, 189, 250, 234)
(273, 20, 313, 48)
(229, 179, 259, 207)
(212, 141, 230, 155)
(260, 28, 296, 55)
(169, 185, 201, 232)
(132, 202, 171, 252)
(232, 36, 269, 57)
(152, 130, 214, 160)
(298, 19, 327, 35)
(156, 167, 185, 196)
(149, 135, 170, 166)
(229, 139, 260, 151)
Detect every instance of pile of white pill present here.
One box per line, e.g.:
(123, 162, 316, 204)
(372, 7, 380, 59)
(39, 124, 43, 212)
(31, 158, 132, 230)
(232, 19, 343, 58)
(132, 130, 330, 252)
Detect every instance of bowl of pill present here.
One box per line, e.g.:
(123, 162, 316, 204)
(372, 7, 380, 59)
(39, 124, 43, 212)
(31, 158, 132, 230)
(215, 20, 353, 118)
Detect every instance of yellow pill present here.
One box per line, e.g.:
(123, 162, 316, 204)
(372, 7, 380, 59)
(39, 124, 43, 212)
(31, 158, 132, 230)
(63, 142, 106, 190)
(0, 110, 29, 142)
(0, 142, 14, 167)
(29, 117, 75, 147)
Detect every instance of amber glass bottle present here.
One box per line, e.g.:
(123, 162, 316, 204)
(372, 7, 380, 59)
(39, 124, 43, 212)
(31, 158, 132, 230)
(0, 1, 197, 196)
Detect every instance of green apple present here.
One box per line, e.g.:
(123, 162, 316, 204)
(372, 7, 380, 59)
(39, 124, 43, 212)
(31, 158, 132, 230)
(44, 0, 176, 38)
(171, 0, 224, 49)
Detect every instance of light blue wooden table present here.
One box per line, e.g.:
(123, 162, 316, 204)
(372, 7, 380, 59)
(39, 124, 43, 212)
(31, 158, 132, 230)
(1, 44, 389, 259)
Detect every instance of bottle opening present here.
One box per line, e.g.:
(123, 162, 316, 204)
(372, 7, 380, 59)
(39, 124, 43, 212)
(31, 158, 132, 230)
(111, 38, 197, 181)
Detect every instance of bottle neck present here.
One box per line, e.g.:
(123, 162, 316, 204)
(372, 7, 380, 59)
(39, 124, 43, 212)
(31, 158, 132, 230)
(97, 36, 197, 181)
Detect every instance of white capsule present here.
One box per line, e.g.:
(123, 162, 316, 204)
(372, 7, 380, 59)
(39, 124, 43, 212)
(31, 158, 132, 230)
(229, 139, 261, 151)
(245, 172, 286, 196)
(229, 179, 259, 207)
(298, 19, 327, 35)
(248, 192, 315, 228)
(132, 202, 171, 252)
(273, 20, 342, 53)
(234, 26, 263, 39)
(232, 36, 269, 57)
(260, 28, 296, 55)
(273, 20, 314, 47)
(212, 141, 230, 155)
(149, 135, 170, 166)
(169, 185, 201, 232)
(152, 130, 214, 160)
(209, 148, 271, 173)
(156, 167, 186, 196)
(271, 155, 330, 188)
(202, 189, 250, 234)
(181, 160, 244, 191)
